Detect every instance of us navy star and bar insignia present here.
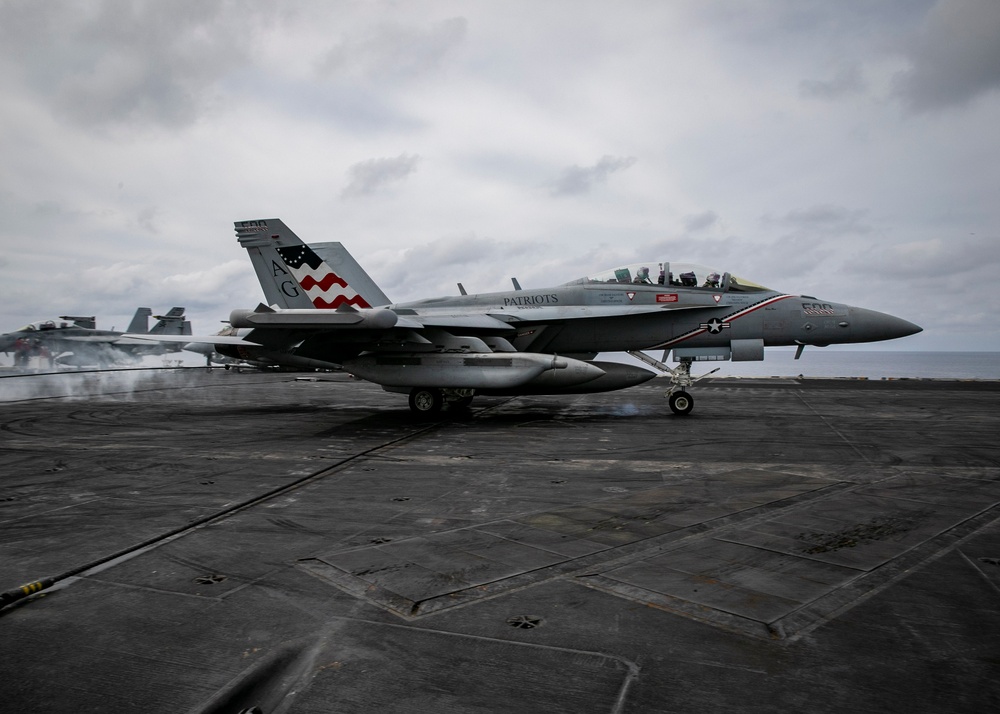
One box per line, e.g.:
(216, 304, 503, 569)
(699, 318, 731, 333)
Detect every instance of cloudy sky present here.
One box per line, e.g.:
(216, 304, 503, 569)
(2, 0, 998, 352)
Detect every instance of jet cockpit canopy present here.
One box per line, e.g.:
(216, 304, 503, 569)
(15, 315, 97, 332)
(16, 319, 73, 333)
(567, 262, 773, 293)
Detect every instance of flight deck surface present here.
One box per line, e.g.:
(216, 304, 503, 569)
(1, 368, 998, 712)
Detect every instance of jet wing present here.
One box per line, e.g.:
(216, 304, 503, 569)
(109, 335, 195, 347)
(122, 333, 264, 347)
(384, 303, 715, 331)
(123, 303, 718, 350)
(48, 334, 191, 347)
(57, 335, 133, 343)
(218, 303, 715, 335)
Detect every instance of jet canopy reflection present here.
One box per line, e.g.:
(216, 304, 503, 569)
(568, 262, 773, 293)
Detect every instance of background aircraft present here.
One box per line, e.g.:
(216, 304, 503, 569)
(1, 307, 191, 368)
(172, 219, 921, 415)
(182, 325, 296, 372)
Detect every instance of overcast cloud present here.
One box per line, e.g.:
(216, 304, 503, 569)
(1, 0, 998, 354)
(550, 155, 638, 196)
(341, 154, 421, 198)
(892, 0, 1000, 112)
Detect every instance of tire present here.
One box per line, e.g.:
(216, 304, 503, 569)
(409, 387, 443, 414)
(669, 390, 694, 416)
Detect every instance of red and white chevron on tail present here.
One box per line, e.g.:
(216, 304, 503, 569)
(276, 244, 372, 309)
(289, 265, 371, 309)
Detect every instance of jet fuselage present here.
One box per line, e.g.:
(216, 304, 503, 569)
(388, 280, 920, 356)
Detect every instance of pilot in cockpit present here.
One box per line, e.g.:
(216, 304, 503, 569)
(703, 272, 721, 288)
(633, 267, 652, 284)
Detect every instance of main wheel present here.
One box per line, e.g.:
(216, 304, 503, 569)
(668, 390, 694, 416)
(409, 387, 443, 414)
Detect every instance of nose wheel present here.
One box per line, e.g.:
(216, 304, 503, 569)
(668, 390, 694, 415)
(627, 351, 718, 416)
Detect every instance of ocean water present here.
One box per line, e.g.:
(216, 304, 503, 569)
(691, 351, 1000, 380)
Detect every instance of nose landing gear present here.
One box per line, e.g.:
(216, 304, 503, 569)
(668, 390, 694, 416)
(626, 351, 719, 416)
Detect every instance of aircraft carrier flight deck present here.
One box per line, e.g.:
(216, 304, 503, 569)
(1, 368, 998, 713)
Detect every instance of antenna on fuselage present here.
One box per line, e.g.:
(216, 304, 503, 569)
(511, 278, 522, 291)
(457, 283, 467, 296)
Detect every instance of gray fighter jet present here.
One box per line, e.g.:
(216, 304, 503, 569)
(1, 307, 191, 368)
(177, 219, 921, 415)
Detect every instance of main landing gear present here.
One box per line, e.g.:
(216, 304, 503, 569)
(408, 387, 443, 414)
(626, 351, 720, 416)
(407, 388, 475, 415)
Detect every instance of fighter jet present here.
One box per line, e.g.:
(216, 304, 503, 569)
(171, 219, 921, 415)
(1, 307, 191, 368)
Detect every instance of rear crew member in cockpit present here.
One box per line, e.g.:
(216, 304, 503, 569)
(633, 267, 652, 284)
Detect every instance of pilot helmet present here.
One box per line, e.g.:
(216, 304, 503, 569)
(708, 272, 720, 281)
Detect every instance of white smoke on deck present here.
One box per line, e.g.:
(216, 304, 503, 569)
(0, 359, 197, 404)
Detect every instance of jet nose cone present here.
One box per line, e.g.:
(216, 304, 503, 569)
(894, 317, 922, 339)
(849, 308, 922, 343)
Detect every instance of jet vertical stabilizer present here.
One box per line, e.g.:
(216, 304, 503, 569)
(235, 219, 391, 309)
(149, 307, 188, 335)
(126, 308, 153, 334)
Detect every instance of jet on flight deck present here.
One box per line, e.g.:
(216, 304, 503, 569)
(169, 219, 921, 415)
(1, 307, 191, 368)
